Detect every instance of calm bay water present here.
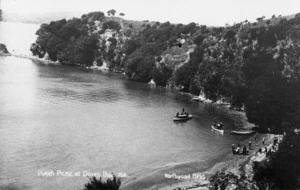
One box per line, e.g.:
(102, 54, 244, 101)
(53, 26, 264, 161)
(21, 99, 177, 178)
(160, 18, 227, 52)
(0, 21, 250, 190)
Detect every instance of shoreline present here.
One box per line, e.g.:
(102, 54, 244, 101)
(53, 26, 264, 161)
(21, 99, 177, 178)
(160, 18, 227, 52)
(121, 110, 260, 190)
(4, 53, 263, 190)
(158, 133, 278, 190)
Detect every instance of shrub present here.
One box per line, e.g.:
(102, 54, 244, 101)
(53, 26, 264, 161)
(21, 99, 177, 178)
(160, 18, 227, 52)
(83, 175, 121, 190)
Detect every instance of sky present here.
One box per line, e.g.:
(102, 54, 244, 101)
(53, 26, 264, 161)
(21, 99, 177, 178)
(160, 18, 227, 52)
(2, 0, 300, 26)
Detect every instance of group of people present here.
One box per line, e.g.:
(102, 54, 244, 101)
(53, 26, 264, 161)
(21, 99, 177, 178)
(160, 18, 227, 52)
(232, 135, 282, 157)
(258, 136, 282, 157)
(232, 144, 249, 155)
(213, 122, 223, 130)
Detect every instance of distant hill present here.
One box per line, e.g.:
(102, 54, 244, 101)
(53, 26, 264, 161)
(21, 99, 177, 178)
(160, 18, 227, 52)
(1, 11, 83, 24)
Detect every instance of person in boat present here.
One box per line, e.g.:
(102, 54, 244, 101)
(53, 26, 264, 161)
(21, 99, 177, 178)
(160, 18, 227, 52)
(219, 122, 223, 130)
(182, 108, 185, 114)
(177, 112, 188, 118)
(213, 122, 216, 127)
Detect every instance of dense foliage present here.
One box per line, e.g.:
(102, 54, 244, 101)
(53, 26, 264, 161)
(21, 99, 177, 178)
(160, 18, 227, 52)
(209, 171, 254, 190)
(30, 17, 99, 66)
(173, 16, 300, 132)
(31, 11, 300, 132)
(0, 43, 9, 54)
(253, 130, 300, 189)
(83, 176, 121, 190)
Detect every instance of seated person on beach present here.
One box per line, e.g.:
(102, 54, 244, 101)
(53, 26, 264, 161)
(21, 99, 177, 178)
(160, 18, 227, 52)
(242, 146, 248, 155)
(232, 144, 236, 154)
(235, 146, 240, 154)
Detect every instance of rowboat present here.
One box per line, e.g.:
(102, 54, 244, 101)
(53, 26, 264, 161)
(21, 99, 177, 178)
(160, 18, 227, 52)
(231, 130, 255, 135)
(211, 125, 224, 134)
(173, 114, 193, 121)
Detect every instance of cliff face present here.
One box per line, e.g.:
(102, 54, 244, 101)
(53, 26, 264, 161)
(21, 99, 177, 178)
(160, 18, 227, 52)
(0, 44, 10, 55)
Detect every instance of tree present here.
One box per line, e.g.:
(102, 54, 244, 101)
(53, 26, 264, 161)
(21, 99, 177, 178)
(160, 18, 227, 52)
(256, 16, 265, 22)
(152, 64, 173, 86)
(193, 35, 204, 45)
(135, 56, 155, 82)
(175, 61, 199, 91)
(30, 43, 44, 58)
(224, 29, 236, 39)
(0, 43, 10, 54)
(107, 9, 117, 17)
(119, 13, 125, 17)
(243, 50, 299, 132)
(122, 38, 141, 55)
(72, 35, 99, 66)
(101, 20, 121, 32)
(245, 74, 298, 132)
(180, 22, 197, 34)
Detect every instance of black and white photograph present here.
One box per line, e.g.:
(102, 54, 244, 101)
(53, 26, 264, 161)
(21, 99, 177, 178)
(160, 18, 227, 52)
(0, 0, 300, 189)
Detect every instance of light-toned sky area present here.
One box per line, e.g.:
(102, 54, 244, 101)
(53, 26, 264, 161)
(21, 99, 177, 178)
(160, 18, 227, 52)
(2, 0, 300, 26)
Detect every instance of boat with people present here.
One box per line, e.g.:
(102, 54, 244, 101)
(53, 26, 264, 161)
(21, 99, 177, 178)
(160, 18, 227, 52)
(211, 122, 224, 134)
(231, 130, 255, 135)
(173, 114, 193, 121)
(211, 125, 224, 134)
(173, 108, 193, 121)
